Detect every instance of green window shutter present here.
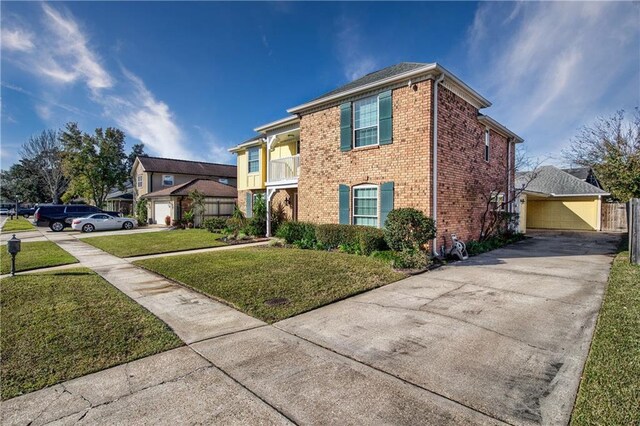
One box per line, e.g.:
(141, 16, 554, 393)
(340, 102, 352, 152)
(245, 193, 253, 218)
(339, 184, 350, 224)
(380, 182, 394, 228)
(378, 90, 392, 145)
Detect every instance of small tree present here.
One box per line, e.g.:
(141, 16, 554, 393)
(20, 130, 68, 203)
(188, 189, 205, 227)
(136, 198, 148, 225)
(384, 208, 436, 252)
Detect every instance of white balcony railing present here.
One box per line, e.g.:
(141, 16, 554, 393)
(268, 154, 299, 183)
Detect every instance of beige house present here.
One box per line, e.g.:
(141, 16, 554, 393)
(131, 156, 237, 223)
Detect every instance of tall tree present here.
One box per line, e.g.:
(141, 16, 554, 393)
(0, 163, 48, 203)
(563, 109, 640, 201)
(20, 129, 68, 203)
(60, 122, 129, 208)
(127, 143, 147, 175)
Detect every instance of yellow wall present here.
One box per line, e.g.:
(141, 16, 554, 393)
(236, 145, 266, 190)
(526, 197, 600, 230)
(270, 140, 297, 160)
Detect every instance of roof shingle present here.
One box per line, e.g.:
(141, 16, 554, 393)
(517, 166, 608, 196)
(143, 179, 237, 198)
(137, 156, 236, 178)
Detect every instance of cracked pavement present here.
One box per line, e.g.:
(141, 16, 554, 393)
(1, 231, 619, 425)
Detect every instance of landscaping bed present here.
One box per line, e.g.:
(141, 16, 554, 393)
(1, 217, 35, 233)
(0, 268, 182, 400)
(570, 248, 639, 425)
(83, 229, 227, 257)
(135, 247, 406, 323)
(1, 241, 78, 274)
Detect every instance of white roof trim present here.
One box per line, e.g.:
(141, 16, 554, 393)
(228, 138, 265, 153)
(254, 116, 299, 133)
(477, 115, 524, 143)
(287, 63, 492, 114)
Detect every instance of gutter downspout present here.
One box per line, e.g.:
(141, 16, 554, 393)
(432, 73, 445, 256)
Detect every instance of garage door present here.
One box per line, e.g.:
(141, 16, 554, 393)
(153, 202, 172, 223)
(526, 199, 598, 230)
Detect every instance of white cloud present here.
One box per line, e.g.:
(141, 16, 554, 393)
(335, 16, 378, 81)
(1, 28, 35, 52)
(101, 68, 191, 159)
(35, 104, 52, 120)
(467, 2, 639, 161)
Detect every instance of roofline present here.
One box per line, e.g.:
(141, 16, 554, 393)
(228, 137, 265, 153)
(286, 63, 492, 114)
(137, 155, 236, 169)
(524, 190, 609, 197)
(477, 115, 524, 143)
(254, 115, 299, 133)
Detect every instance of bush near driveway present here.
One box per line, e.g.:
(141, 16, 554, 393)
(83, 229, 226, 257)
(1, 217, 35, 233)
(135, 247, 406, 323)
(570, 249, 640, 425)
(0, 268, 182, 400)
(1, 241, 77, 274)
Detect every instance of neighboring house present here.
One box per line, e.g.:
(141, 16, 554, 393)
(105, 181, 133, 215)
(229, 62, 523, 252)
(562, 166, 604, 190)
(131, 156, 237, 222)
(516, 165, 609, 232)
(142, 179, 237, 225)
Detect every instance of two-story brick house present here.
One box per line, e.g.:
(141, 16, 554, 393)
(230, 62, 523, 253)
(131, 156, 237, 223)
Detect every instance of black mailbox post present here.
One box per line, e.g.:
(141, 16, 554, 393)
(7, 234, 21, 276)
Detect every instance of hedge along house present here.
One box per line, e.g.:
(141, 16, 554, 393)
(516, 165, 609, 232)
(230, 62, 523, 254)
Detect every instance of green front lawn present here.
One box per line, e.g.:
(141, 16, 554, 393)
(1, 241, 78, 274)
(571, 250, 640, 425)
(1, 268, 182, 400)
(1, 217, 35, 233)
(135, 247, 406, 323)
(83, 229, 226, 257)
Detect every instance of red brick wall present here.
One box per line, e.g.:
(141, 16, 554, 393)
(436, 86, 513, 249)
(298, 80, 434, 224)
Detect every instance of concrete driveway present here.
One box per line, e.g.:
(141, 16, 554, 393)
(2, 231, 619, 425)
(275, 231, 619, 425)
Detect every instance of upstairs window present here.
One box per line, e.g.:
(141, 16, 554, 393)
(353, 96, 378, 148)
(248, 147, 260, 173)
(353, 185, 378, 227)
(162, 175, 174, 186)
(484, 129, 490, 162)
(137, 175, 143, 188)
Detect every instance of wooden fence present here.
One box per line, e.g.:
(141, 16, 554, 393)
(601, 202, 628, 232)
(630, 198, 639, 265)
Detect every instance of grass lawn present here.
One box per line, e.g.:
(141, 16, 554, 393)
(1, 217, 35, 233)
(1, 268, 182, 400)
(1, 241, 78, 274)
(83, 229, 226, 257)
(570, 249, 639, 425)
(135, 247, 406, 323)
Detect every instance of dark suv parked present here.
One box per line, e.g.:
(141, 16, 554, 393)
(34, 205, 121, 232)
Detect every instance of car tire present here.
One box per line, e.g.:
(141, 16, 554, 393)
(82, 224, 95, 233)
(122, 221, 134, 230)
(50, 221, 65, 232)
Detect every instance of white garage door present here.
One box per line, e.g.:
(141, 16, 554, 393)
(153, 202, 172, 223)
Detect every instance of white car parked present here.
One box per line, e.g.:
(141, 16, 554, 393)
(71, 214, 137, 233)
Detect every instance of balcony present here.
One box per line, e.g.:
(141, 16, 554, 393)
(268, 154, 299, 185)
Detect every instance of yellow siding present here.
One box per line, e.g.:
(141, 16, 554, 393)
(270, 140, 297, 160)
(236, 146, 266, 190)
(526, 198, 599, 230)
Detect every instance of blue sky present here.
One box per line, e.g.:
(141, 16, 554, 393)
(1, 1, 638, 169)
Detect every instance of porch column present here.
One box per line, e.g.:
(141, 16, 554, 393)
(266, 188, 275, 237)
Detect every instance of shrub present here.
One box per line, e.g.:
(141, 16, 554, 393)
(136, 199, 148, 226)
(225, 217, 246, 239)
(358, 227, 387, 256)
(183, 210, 195, 226)
(244, 196, 267, 237)
(315, 224, 359, 249)
(164, 215, 171, 226)
(275, 221, 317, 244)
(202, 217, 227, 233)
(338, 242, 361, 255)
(392, 249, 430, 270)
(271, 202, 287, 235)
(384, 208, 436, 252)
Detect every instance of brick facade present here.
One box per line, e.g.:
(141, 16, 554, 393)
(272, 189, 296, 220)
(298, 80, 434, 224)
(436, 86, 513, 248)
